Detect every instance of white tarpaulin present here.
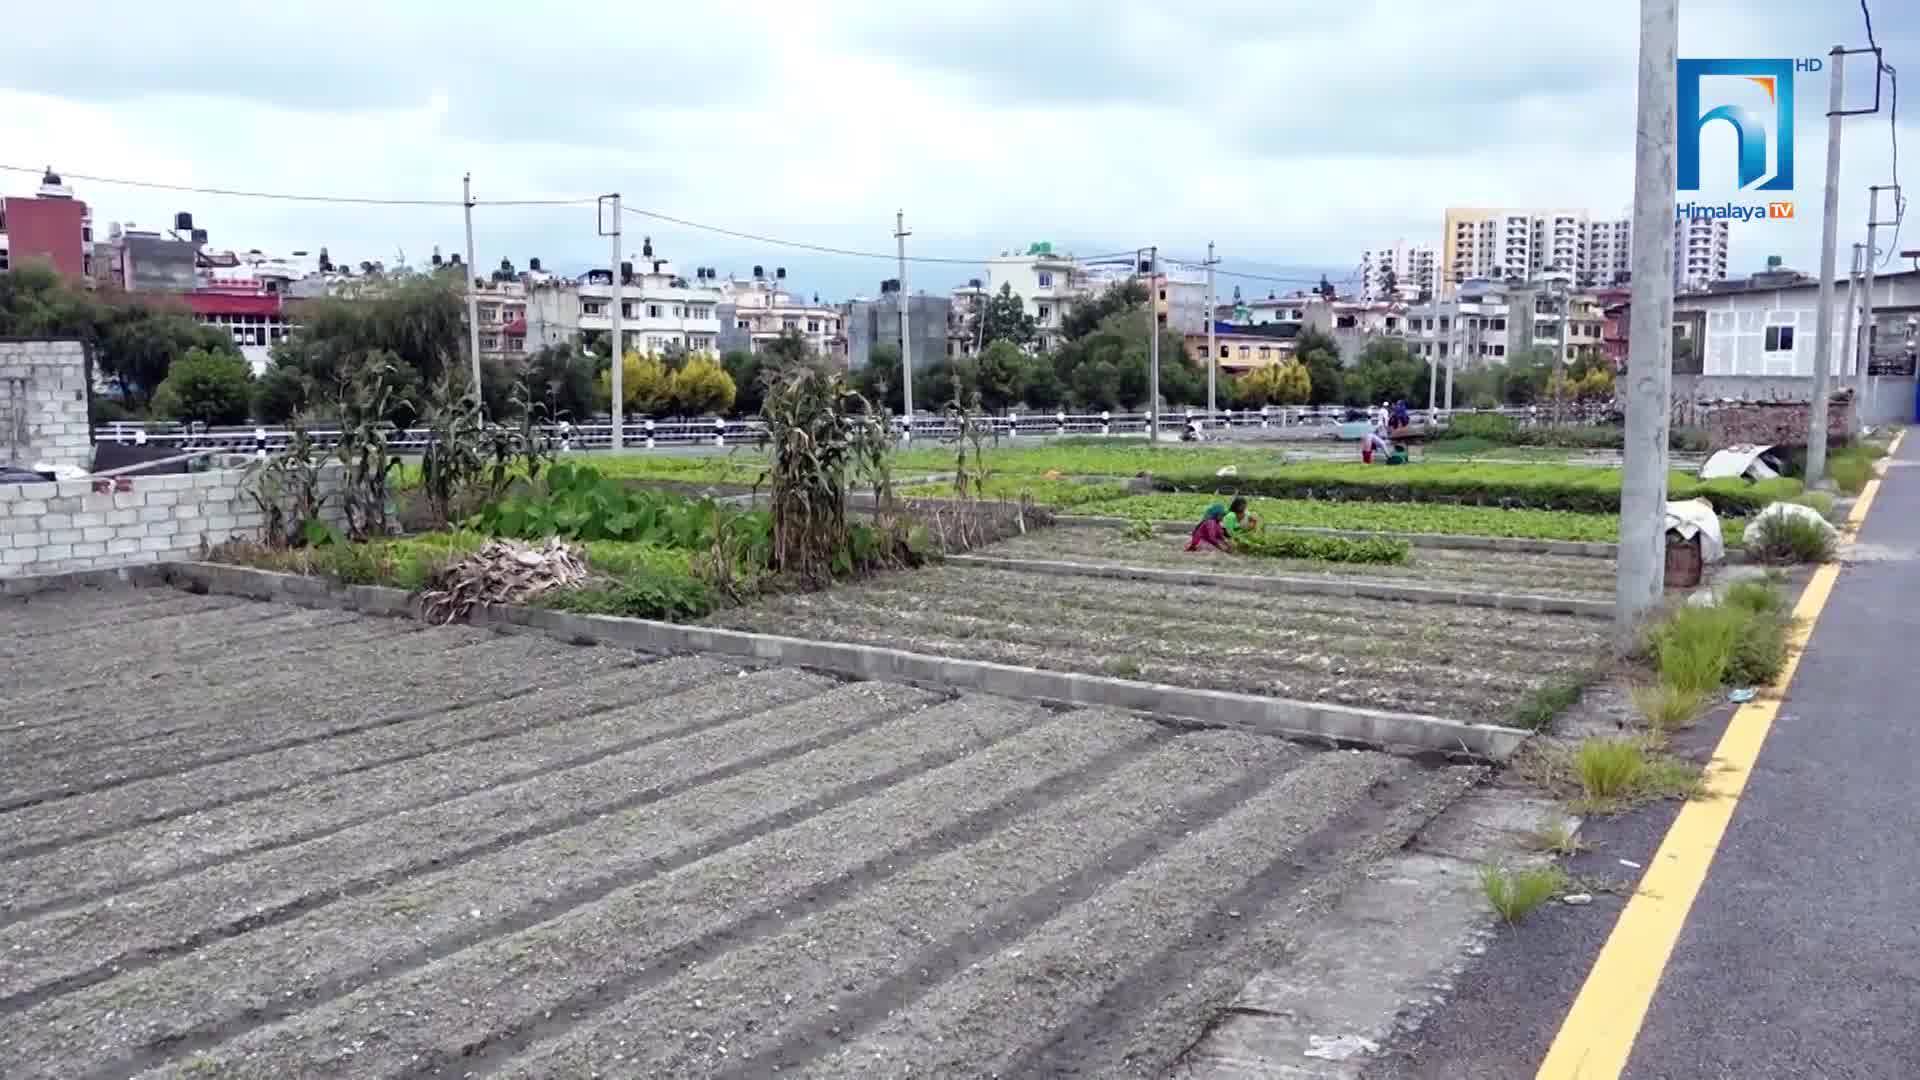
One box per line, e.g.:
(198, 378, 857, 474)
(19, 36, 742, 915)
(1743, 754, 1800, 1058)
(1699, 445, 1779, 481)
(1665, 498, 1726, 564)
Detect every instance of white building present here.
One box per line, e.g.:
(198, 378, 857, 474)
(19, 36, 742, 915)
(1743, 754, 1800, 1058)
(985, 244, 1094, 348)
(526, 243, 723, 358)
(716, 269, 842, 357)
(1673, 215, 1732, 293)
(1361, 239, 1438, 300)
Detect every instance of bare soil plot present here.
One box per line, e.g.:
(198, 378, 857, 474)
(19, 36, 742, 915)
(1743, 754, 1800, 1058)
(986, 526, 1618, 598)
(704, 562, 1609, 724)
(0, 584, 1481, 1080)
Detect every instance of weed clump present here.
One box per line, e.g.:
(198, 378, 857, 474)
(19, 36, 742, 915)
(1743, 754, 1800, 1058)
(1576, 738, 1647, 800)
(1631, 683, 1705, 735)
(1480, 864, 1569, 924)
(1748, 513, 1837, 564)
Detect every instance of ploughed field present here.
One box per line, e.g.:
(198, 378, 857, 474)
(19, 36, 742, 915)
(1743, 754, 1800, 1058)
(703, 560, 1610, 725)
(981, 526, 1618, 599)
(0, 584, 1478, 1079)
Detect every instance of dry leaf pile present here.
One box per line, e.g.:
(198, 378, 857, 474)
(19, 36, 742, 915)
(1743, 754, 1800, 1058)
(420, 537, 589, 624)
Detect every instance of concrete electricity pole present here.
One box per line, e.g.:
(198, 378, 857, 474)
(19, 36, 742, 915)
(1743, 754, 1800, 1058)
(1842, 241, 1864, 388)
(1615, 0, 1679, 637)
(1861, 184, 1901, 408)
(1205, 242, 1218, 421)
(462, 174, 483, 401)
(603, 193, 624, 451)
(1806, 46, 1848, 487)
(896, 210, 913, 440)
(1146, 246, 1160, 443)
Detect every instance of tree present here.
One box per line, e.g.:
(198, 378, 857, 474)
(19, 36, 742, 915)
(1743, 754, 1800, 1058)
(1378, 266, 1398, 299)
(978, 284, 1036, 348)
(596, 352, 672, 414)
(1233, 361, 1312, 407)
(253, 365, 310, 423)
(721, 348, 767, 416)
(522, 343, 597, 421)
(274, 274, 465, 400)
(669, 355, 737, 416)
(1021, 358, 1066, 410)
(1345, 339, 1425, 407)
(852, 343, 904, 413)
(975, 339, 1028, 412)
(150, 348, 254, 425)
(1290, 327, 1344, 406)
(1059, 280, 1147, 340)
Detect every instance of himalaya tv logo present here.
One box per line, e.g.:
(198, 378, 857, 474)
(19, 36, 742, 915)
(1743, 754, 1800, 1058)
(1678, 57, 1817, 222)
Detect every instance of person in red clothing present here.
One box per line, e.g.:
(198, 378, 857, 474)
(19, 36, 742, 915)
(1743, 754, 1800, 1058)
(1187, 503, 1231, 551)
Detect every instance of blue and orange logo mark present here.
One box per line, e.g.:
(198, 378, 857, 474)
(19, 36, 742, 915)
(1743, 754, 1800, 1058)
(1678, 58, 1798, 192)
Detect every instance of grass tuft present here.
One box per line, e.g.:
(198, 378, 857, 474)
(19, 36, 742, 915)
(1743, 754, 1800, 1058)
(1506, 678, 1590, 733)
(1630, 682, 1706, 736)
(1748, 513, 1837, 564)
(1575, 738, 1647, 800)
(1650, 606, 1741, 694)
(1480, 864, 1570, 924)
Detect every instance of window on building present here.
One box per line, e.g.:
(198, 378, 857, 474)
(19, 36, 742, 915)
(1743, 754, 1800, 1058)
(1492, 344, 1505, 357)
(583, 302, 604, 315)
(1037, 271, 1053, 287)
(0, 250, 11, 272)
(1491, 317, 1506, 330)
(1764, 325, 1795, 352)
(647, 305, 662, 319)
(1258, 346, 1271, 359)
(622, 302, 636, 318)
(737, 319, 750, 330)
(1158, 289, 1167, 301)
(1238, 345, 1251, 358)
(1336, 315, 1357, 329)
(783, 317, 798, 329)
(1438, 318, 1450, 331)
(807, 319, 820, 333)
(1037, 304, 1052, 322)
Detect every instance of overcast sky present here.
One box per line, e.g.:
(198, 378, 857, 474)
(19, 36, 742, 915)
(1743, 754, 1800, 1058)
(2, 1, 1915, 302)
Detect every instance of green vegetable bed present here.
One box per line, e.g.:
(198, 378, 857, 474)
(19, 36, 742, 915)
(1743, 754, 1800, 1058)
(1232, 532, 1411, 565)
(1076, 494, 1623, 543)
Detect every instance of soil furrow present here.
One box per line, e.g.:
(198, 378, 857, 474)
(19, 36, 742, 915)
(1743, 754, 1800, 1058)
(133, 711, 1165, 1080)
(0, 655, 746, 916)
(0, 591, 233, 645)
(0, 635, 627, 810)
(794, 753, 1427, 1078)
(493, 729, 1306, 1078)
(0, 669, 871, 1010)
(0, 655, 727, 859)
(0, 600, 320, 679)
(12, 692, 1043, 1080)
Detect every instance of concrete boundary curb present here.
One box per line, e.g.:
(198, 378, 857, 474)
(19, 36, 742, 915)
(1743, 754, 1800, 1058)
(1053, 514, 1620, 559)
(1, 564, 165, 597)
(146, 560, 1530, 761)
(948, 553, 1616, 620)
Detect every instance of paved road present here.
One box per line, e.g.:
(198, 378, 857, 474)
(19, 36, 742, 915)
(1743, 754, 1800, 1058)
(0, 582, 1475, 1079)
(1370, 435, 1920, 1080)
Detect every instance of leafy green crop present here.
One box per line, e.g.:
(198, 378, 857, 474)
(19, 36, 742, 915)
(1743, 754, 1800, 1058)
(1075, 493, 1621, 542)
(898, 476, 1128, 506)
(1232, 532, 1411, 564)
(470, 460, 772, 556)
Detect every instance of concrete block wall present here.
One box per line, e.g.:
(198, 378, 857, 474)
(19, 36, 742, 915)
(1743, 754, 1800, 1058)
(0, 339, 92, 470)
(0, 467, 345, 578)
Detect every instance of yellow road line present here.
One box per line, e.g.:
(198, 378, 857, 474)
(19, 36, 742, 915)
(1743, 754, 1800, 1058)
(1535, 431, 1903, 1079)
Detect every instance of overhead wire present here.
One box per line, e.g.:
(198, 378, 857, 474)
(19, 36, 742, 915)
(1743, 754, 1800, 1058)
(1860, 0, 1905, 265)
(0, 162, 593, 207)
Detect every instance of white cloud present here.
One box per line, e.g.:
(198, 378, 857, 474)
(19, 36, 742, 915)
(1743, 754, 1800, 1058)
(1, 0, 1914, 299)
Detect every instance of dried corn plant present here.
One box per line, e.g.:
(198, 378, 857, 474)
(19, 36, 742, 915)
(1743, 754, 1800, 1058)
(756, 357, 892, 584)
(419, 537, 589, 624)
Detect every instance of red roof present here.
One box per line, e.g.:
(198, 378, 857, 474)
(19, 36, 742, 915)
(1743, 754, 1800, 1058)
(185, 292, 284, 317)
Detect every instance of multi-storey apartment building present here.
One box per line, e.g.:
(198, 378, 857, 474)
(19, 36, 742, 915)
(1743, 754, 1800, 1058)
(716, 268, 842, 357)
(1441, 206, 1728, 295)
(1361, 239, 1438, 300)
(985, 243, 1093, 350)
(1674, 215, 1732, 292)
(525, 241, 724, 358)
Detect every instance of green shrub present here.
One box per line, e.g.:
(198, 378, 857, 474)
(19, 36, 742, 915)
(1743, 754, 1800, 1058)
(1507, 678, 1589, 733)
(1787, 491, 1836, 519)
(151, 348, 254, 425)
(1726, 606, 1791, 687)
(1747, 513, 1836, 564)
(1439, 413, 1519, 442)
(1231, 532, 1411, 564)
(89, 396, 133, 424)
(1723, 579, 1788, 617)
(1828, 445, 1880, 495)
(1650, 606, 1742, 694)
(1481, 864, 1568, 924)
(1631, 683, 1705, 735)
(536, 569, 715, 621)
(472, 461, 772, 559)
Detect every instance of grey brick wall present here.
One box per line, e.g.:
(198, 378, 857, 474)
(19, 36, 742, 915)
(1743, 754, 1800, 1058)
(0, 466, 346, 578)
(0, 339, 92, 470)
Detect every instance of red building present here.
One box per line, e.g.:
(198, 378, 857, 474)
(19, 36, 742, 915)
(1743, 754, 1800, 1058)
(0, 169, 92, 278)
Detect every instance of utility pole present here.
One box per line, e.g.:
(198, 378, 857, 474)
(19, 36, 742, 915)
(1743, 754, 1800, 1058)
(1615, 0, 1678, 638)
(1146, 246, 1160, 443)
(1861, 184, 1901, 410)
(1842, 241, 1864, 389)
(462, 174, 483, 400)
(1205, 241, 1218, 421)
(600, 193, 624, 451)
(1805, 46, 1847, 488)
(896, 210, 913, 440)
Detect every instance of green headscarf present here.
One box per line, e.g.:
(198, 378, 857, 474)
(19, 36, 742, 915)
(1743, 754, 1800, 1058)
(1204, 502, 1227, 521)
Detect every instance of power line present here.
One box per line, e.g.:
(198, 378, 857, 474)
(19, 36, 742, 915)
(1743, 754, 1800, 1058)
(1861, 0, 1904, 266)
(0, 162, 593, 207)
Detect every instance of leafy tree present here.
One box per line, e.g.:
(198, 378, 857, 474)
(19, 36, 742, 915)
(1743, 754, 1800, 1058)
(1379, 266, 1398, 299)
(1345, 339, 1426, 407)
(253, 365, 310, 423)
(1021, 358, 1066, 410)
(1233, 361, 1312, 407)
(721, 348, 766, 416)
(851, 344, 903, 413)
(1059, 280, 1147, 340)
(759, 329, 815, 372)
(522, 343, 597, 421)
(274, 274, 465, 398)
(978, 284, 1036, 348)
(100, 312, 235, 407)
(1290, 327, 1344, 406)
(596, 352, 672, 414)
(669, 355, 738, 415)
(150, 348, 254, 425)
(975, 339, 1028, 412)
